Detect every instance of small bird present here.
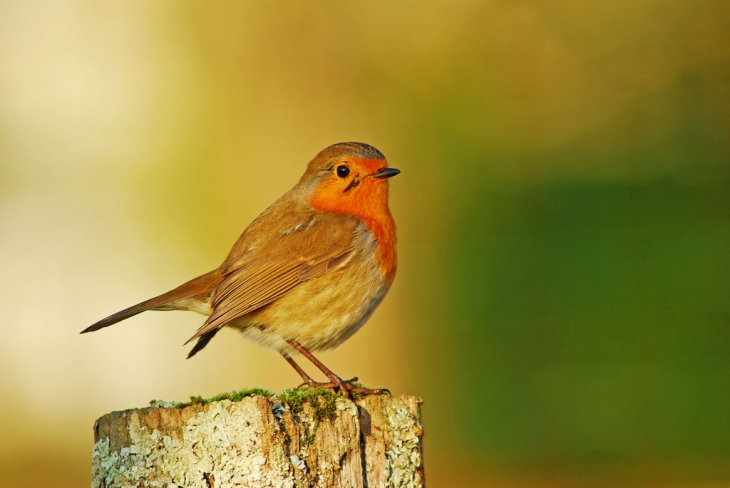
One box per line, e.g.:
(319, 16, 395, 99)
(82, 142, 399, 395)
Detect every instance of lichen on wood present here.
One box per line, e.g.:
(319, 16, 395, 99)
(91, 390, 424, 488)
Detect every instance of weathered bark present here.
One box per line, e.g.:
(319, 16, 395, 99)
(91, 393, 424, 488)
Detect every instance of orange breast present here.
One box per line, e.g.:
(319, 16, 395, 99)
(307, 177, 397, 283)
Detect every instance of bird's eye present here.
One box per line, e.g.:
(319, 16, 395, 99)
(336, 165, 350, 178)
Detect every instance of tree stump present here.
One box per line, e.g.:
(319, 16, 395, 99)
(91, 390, 424, 488)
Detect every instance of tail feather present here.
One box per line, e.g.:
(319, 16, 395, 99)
(81, 269, 222, 334)
(186, 329, 221, 358)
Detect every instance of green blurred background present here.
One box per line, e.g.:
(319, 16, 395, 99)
(1, 1, 729, 486)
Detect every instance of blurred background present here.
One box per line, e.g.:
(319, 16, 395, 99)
(1, 1, 729, 486)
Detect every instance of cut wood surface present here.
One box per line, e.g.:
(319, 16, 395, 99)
(91, 390, 424, 488)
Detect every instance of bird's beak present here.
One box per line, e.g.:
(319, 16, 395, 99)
(371, 167, 401, 179)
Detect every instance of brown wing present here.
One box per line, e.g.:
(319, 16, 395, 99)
(184, 217, 357, 344)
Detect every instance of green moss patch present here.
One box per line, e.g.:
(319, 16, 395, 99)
(150, 383, 380, 417)
(278, 387, 341, 422)
(150, 387, 274, 409)
(189, 387, 274, 405)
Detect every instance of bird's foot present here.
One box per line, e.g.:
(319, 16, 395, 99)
(297, 376, 390, 398)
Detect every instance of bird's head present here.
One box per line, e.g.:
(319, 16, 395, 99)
(302, 142, 399, 222)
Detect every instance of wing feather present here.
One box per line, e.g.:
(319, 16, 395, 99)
(184, 219, 356, 345)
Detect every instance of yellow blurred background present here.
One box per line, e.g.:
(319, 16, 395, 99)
(1, 1, 729, 486)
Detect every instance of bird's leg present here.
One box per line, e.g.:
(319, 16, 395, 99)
(281, 353, 316, 384)
(285, 339, 388, 397)
(286, 339, 348, 386)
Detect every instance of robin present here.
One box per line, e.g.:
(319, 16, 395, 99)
(82, 142, 399, 395)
